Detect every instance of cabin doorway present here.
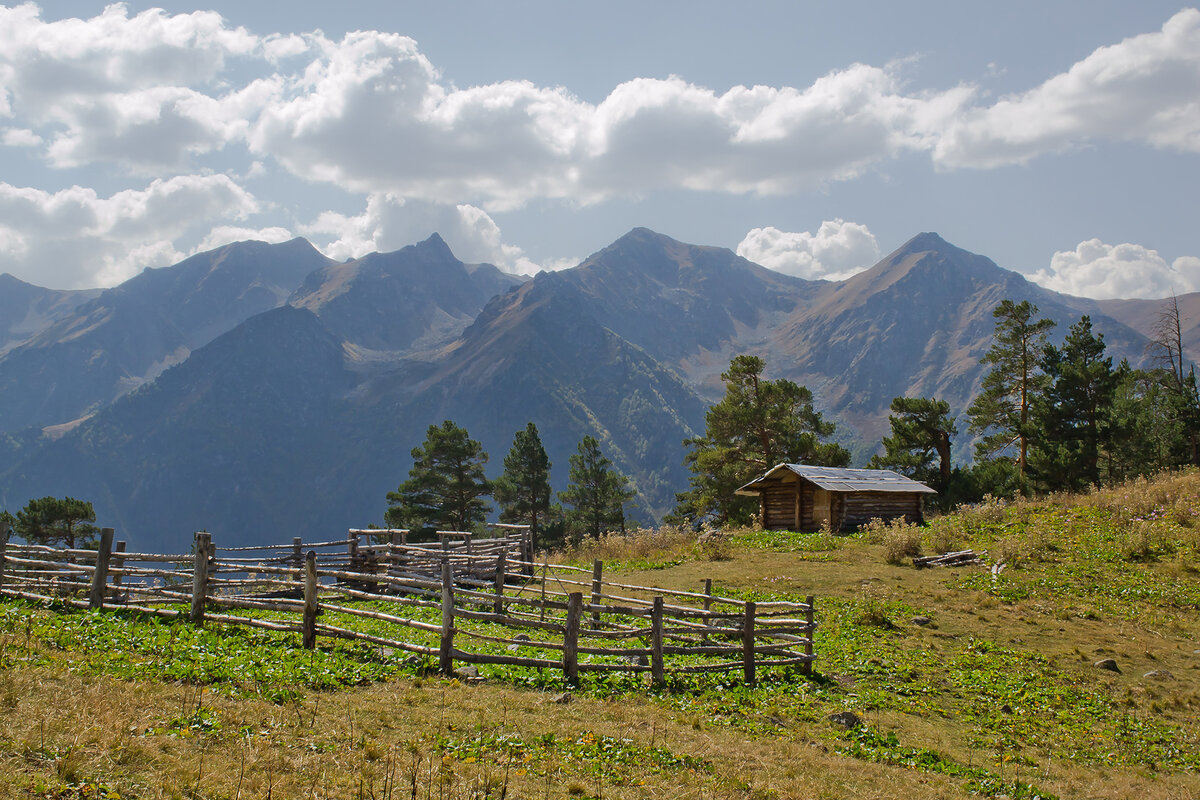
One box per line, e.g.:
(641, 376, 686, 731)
(812, 488, 831, 528)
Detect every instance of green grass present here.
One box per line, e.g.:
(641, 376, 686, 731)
(2, 471, 1200, 798)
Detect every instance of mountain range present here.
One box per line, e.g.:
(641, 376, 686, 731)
(0, 229, 1188, 550)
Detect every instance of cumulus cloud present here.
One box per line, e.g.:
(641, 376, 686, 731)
(195, 225, 294, 253)
(935, 8, 1200, 168)
(0, 174, 260, 288)
(1030, 239, 1200, 300)
(736, 219, 881, 280)
(299, 194, 546, 274)
(0, 3, 268, 170)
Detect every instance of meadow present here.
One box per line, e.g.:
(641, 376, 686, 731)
(1, 472, 1198, 799)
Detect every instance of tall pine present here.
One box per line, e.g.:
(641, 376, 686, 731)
(559, 436, 635, 541)
(385, 420, 491, 533)
(967, 300, 1055, 484)
(868, 397, 957, 493)
(493, 422, 552, 550)
(1029, 316, 1116, 491)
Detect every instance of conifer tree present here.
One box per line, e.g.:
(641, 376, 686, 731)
(385, 420, 491, 533)
(12, 496, 97, 549)
(672, 355, 849, 525)
(493, 422, 552, 549)
(869, 397, 957, 493)
(559, 436, 635, 541)
(967, 300, 1055, 484)
(1029, 316, 1117, 491)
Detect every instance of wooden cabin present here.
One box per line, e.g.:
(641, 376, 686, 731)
(736, 464, 935, 532)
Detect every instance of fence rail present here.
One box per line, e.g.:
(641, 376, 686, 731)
(0, 525, 815, 686)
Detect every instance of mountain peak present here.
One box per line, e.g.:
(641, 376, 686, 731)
(413, 232, 454, 260)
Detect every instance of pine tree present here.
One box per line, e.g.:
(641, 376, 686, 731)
(559, 436, 635, 541)
(868, 397, 957, 492)
(385, 420, 491, 533)
(1029, 316, 1117, 491)
(672, 355, 849, 525)
(13, 496, 98, 549)
(967, 300, 1055, 484)
(493, 422, 552, 550)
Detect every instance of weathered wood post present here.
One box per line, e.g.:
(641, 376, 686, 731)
(702, 578, 713, 640)
(0, 518, 10, 591)
(742, 600, 757, 686)
(292, 537, 303, 583)
(539, 552, 548, 623)
(303, 551, 318, 649)
(88, 527, 115, 609)
(802, 595, 815, 675)
(564, 592, 583, 686)
(650, 596, 665, 686)
(191, 532, 212, 625)
(390, 530, 404, 578)
(492, 547, 507, 614)
(590, 560, 603, 627)
(439, 558, 455, 676)
(347, 530, 360, 572)
(111, 541, 127, 587)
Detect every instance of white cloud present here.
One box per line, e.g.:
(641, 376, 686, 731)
(0, 3, 268, 170)
(0, 174, 260, 288)
(196, 225, 293, 253)
(736, 219, 881, 280)
(299, 194, 546, 274)
(935, 8, 1200, 168)
(1030, 239, 1200, 300)
(2, 127, 40, 146)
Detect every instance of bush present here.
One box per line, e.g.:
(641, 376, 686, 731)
(693, 529, 732, 561)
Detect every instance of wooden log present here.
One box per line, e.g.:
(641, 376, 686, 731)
(591, 560, 603, 626)
(802, 595, 815, 675)
(303, 551, 318, 649)
(651, 595, 665, 686)
(493, 547, 507, 614)
(110, 541, 126, 587)
(0, 519, 9, 591)
(742, 601, 756, 686)
(87, 527, 115, 609)
(190, 532, 211, 624)
(564, 592, 582, 686)
(439, 559, 455, 676)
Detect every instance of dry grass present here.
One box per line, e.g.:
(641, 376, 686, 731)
(557, 524, 698, 566)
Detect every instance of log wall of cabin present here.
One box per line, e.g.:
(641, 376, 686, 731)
(839, 491, 924, 530)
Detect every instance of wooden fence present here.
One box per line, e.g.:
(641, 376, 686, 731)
(0, 525, 816, 687)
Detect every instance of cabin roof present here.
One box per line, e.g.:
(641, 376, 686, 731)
(735, 463, 937, 496)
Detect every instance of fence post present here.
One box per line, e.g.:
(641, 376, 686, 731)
(564, 592, 582, 686)
(702, 578, 713, 640)
(0, 519, 9, 591)
(590, 560, 603, 627)
(303, 551, 318, 649)
(802, 595, 815, 675)
(440, 558, 455, 676)
(742, 601, 756, 686)
(87, 527, 115, 609)
(292, 537, 303, 582)
(651, 596, 665, 686)
(348, 530, 360, 571)
(111, 541, 126, 587)
(492, 547, 507, 614)
(191, 531, 211, 625)
(390, 530, 404, 577)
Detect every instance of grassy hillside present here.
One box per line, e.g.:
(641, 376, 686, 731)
(2, 472, 1198, 798)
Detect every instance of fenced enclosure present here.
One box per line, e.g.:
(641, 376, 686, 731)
(0, 524, 816, 686)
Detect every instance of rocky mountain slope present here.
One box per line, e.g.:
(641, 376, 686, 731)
(0, 229, 1175, 549)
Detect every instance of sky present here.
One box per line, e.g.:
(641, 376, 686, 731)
(0, 2, 1198, 299)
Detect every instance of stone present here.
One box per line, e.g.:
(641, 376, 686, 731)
(625, 653, 650, 667)
(1093, 658, 1120, 673)
(827, 711, 861, 730)
(552, 692, 573, 704)
(454, 666, 480, 680)
(1143, 669, 1174, 680)
(514, 633, 532, 642)
(911, 616, 932, 626)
